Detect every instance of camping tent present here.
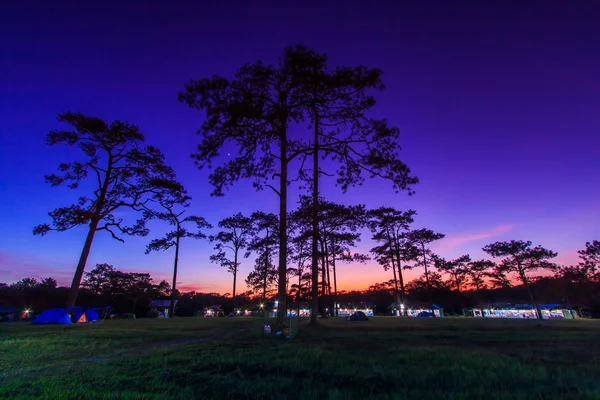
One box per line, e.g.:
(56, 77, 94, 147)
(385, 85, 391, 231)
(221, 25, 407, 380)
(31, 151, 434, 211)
(347, 311, 369, 321)
(31, 308, 72, 325)
(67, 306, 100, 323)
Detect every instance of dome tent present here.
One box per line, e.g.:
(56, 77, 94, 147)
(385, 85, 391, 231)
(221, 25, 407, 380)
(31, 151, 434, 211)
(346, 311, 369, 321)
(31, 308, 72, 325)
(67, 306, 99, 323)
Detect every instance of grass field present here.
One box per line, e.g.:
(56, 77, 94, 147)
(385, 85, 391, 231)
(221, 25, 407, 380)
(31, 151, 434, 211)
(1, 317, 599, 399)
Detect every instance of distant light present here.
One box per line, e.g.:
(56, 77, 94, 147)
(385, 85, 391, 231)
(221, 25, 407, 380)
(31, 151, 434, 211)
(260, 304, 264, 308)
(25, 309, 30, 314)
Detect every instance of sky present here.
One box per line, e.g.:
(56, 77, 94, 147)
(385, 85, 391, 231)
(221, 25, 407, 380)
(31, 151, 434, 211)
(1, 1, 599, 294)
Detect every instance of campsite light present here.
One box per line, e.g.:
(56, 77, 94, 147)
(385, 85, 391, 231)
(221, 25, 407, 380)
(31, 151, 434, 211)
(260, 304, 264, 308)
(25, 309, 31, 314)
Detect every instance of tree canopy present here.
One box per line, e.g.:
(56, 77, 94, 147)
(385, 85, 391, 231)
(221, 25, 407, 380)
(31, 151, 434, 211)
(483, 240, 557, 319)
(34, 112, 181, 307)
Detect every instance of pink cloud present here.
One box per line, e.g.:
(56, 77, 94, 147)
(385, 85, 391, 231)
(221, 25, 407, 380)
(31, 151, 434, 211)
(433, 224, 515, 252)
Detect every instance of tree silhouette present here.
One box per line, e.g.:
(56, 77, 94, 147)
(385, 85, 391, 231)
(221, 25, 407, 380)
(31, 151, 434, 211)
(180, 46, 323, 324)
(288, 217, 312, 302)
(10, 278, 42, 291)
(319, 204, 368, 316)
(404, 229, 445, 293)
(295, 53, 418, 324)
(210, 213, 253, 299)
(144, 189, 212, 317)
(180, 45, 417, 325)
(557, 264, 595, 283)
(434, 254, 471, 292)
(406, 271, 447, 293)
(245, 211, 279, 299)
(486, 264, 513, 289)
(368, 208, 417, 306)
(577, 240, 600, 280)
(81, 263, 170, 312)
(290, 196, 368, 316)
(466, 259, 496, 292)
(483, 240, 557, 319)
(33, 113, 180, 307)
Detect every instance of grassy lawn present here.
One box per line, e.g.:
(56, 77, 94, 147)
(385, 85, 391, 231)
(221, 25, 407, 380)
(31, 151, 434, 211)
(1, 317, 599, 399)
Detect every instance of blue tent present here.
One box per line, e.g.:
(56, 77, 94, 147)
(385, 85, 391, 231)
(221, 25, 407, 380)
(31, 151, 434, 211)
(86, 309, 99, 322)
(31, 308, 72, 325)
(417, 311, 434, 317)
(66, 306, 102, 323)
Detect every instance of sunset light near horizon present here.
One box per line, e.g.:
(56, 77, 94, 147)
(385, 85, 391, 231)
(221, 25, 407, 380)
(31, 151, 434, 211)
(1, 1, 598, 295)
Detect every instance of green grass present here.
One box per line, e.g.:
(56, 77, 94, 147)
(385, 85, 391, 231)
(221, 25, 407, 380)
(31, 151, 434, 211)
(1, 317, 599, 399)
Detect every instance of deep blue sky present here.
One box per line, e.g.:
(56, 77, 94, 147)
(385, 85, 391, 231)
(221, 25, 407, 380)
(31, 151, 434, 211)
(1, 1, 598, 292)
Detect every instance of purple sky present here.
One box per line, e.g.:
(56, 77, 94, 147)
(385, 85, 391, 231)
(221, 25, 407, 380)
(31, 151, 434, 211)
(1, 1, 598, 293)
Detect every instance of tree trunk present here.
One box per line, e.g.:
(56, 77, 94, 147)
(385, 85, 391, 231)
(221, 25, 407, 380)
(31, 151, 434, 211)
(309, 116, 320, 326)
(66, 218, 100, 307)
(392, 232, 407, 315)
(520, 268, 543, 320)
(277, 127, 288, 326)
(391, 257, 399, 293)
(320, 237, 328, 298)
(398, 260, 407, 315)
(169, 234, 180, 318)
(297, 266, 302, 301)
(232, 250, 238, 299)
(132, 296, 138, 315)
(422, 243, 430, 293)
(332, 250, 338, 317)
(67, 153, 113, 308)
(325, 239, 332, 315)
(263, 229, 269, 300)
(386, 228, 399, 296)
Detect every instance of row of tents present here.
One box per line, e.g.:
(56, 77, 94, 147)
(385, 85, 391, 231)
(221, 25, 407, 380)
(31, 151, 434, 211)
(31, 306, 111, 325)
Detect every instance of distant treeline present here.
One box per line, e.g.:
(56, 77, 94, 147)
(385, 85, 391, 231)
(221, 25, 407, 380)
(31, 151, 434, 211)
(2, 261, 599, 318)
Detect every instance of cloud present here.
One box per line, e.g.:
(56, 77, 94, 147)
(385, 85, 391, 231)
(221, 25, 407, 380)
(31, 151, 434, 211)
(433, 224, 515, 252)
(177, 282, 215, 292)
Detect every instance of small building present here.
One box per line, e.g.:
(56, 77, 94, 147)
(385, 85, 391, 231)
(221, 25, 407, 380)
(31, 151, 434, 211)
(336, 302, 374, 317)
(391, 302, 444, 317)
(268, 301, 311, 317)
(149, 299, 178, 310)
(203, 304, 224, 317)
(287, 302, 311, 317)
(149, 299, 178, 317)
(233, 307, 252, 316)
(471, 303, 578, 319)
